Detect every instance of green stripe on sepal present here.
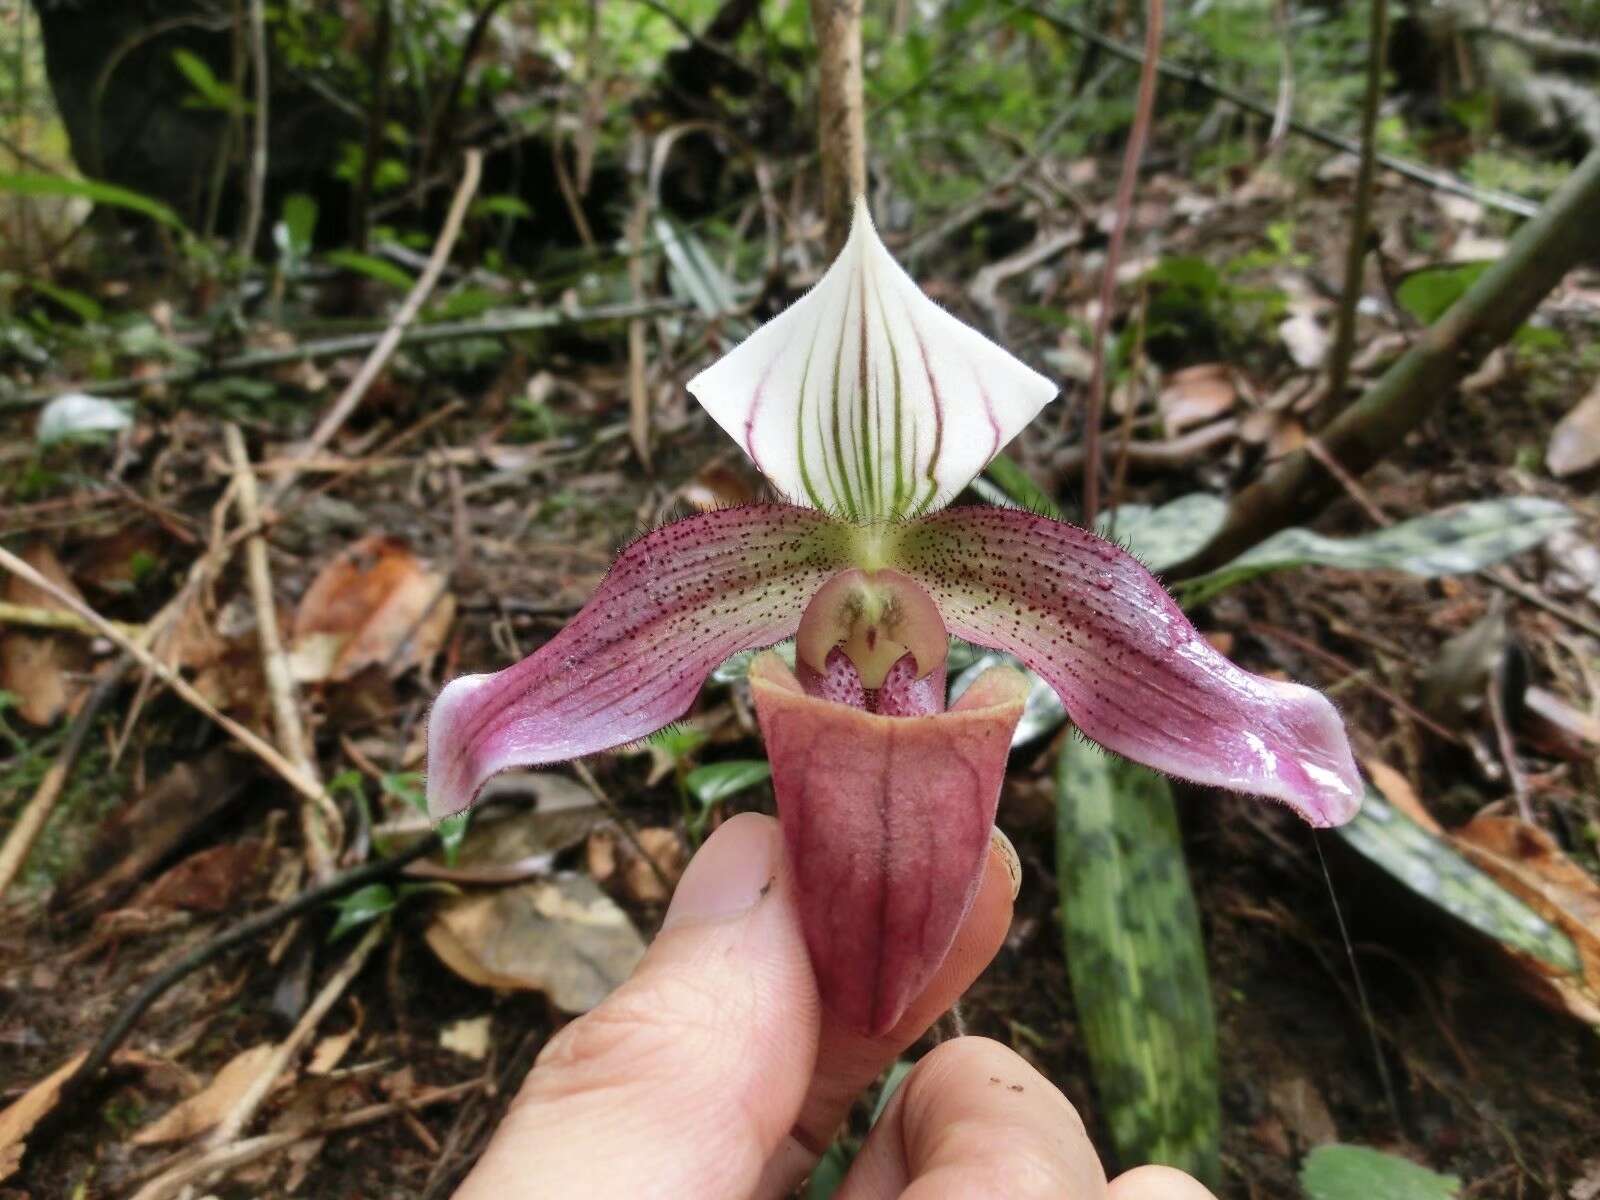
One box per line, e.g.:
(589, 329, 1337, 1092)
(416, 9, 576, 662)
(1055, 738, 1221, 1186)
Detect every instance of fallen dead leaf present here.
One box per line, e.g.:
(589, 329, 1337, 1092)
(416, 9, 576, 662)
(425, 875, 646, 1012)
(132, 1042, 279, 1145)
(1265, 1074, 1338, 1150)
(1453, 815, 1600, 1025)
(440, 1015, 492, 1061)
(1547, 379, 1600, 478)
(307, 1025, 359, 1077)
(1158, 364, 1236, 436)
(0, 1050, 87, 1181)
(0, 543, 89, 726)
(1278, 311, 1328, 370)
(290, 535, 454, 683)
(131, 839, 269, 914)
(404, 771, 601, 885)
(680, 460, 760, 512)
(587, 827, 686, 904)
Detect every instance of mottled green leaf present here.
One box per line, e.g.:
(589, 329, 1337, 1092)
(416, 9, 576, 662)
(1334, 785, 1580, 973)
(1301, 1144, 1460, 1200)
(1098, 493, 1229, 573)
(1178, 498, 1576, 605)
(685, 759, 771, 808)
(1056, 740, 1220, 1184)
(950, 652, 1067, 748)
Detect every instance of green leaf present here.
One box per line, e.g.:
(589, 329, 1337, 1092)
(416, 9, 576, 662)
(328, 883, 395, 942)
(27, 279, 102, 323)
(1177, 498, 1576, 606)
(0, 172, 186, 231)
(1097, 493, 1228, 573)
(1394, 262, 1493, 325)
(1056, 740, 1220, 1185)
(279, 193, 318, 259)
(803, 1143, 852, 1200)
(474, 194, 532, 220)
(645, 724, 710, 760)
(171, 49, 235, 108)
(383, 771, 469, 865)
(980, 455, 1063, 519)
(325, 249, 415, 290)
(1301, 1144, 1460, 1200)
(1334, 785, 1580, 974)
(654, 216, 743, 325)
(949, 652, 1067, 748)
(685, 760, 772, 808)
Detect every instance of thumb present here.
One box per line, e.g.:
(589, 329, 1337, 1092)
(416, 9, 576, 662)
(455, 813, 820, 1200)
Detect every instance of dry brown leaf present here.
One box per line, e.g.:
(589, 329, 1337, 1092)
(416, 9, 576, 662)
(1158, 364, 1236, 436)
(0, 1050, 87, 1181)
(425, 876, 645, 1013)
(587, 828, 686, 904)
(1547, 379, 1600, 478)
(1522, 686, 1600, 760)
(131, 839, 269, 913)
(290, 535, 454, 683)
(131, 1042, 278, 1145)
(306, 1026, 359, 1076)
(439, 1015, 492, 1061)
(0, 543, 89, 726)
(1265, 1075, 1338, 1151)
(680, 460, 759, 512)
(1452, 815, 1600, 1025)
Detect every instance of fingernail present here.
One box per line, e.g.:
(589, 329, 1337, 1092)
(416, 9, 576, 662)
(662, 813, 778, 931)
(990, 825, 1022, 900)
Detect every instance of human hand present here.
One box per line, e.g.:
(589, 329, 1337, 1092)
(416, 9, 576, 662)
(454, 812, 1218, 1199)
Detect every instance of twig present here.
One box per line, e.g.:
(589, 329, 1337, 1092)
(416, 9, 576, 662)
(1021, 2, 1541, 218)
(129, 1080, 478, 1200)
(570, 760, 674, 897)
(207, 916, 391, 1148)
(1055, 417, 1239, 473)
(263, 148, 482, 509)
(237, 0, 269, 259)
(1079, 0, 1163, 528)
(1265, 0, 1294, 154)
(625, 191, 653, 469)
(1486, 661, 1533, 823)
(1175, 147, 1600, 573)
(351, 0, 394, 251)
(1321, 0, 1389, 425)
(0, 660, 130, 898)
(0, 543, 326, 808)
(810, 0, 867, 254)
(224, 423, 340, 880)
(51, 834, 440, 1113)
(420, 0, 509, 184)
(0, 599, 143, 639)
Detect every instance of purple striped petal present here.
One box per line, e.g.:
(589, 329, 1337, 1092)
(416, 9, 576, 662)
(888, 507, 1362, 826)
(426, 505, 850, 819)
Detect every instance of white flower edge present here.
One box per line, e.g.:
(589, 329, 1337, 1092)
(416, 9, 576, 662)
(687, 198, 1058, 522)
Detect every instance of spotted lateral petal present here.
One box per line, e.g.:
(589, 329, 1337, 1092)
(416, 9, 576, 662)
(687, 199, 1058, 521)
(888, 507, 1363, 826)
(426, 505, 850, 819)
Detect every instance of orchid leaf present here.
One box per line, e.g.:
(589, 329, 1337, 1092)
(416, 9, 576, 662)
(1056, 739, 1220, 1186)
(1096, 494, 1229, 574)
(948, 651, 1067, 748)
(688, 200, 1058, 521)
(655, 216, 746, 328)
(328, 883, 396, 942)
(1177, 498, 1575, 606)
(1301, 1145, 1460, 1200)
(1334, 785, 1581, 974)
(684, 759, 771, 808)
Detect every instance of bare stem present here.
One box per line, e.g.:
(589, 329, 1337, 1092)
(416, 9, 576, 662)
(236, 0, 269, 259)
(1320, 0, 1388, 425)
(810, 0, 867, 254)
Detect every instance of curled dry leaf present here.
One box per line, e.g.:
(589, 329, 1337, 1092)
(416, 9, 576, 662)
(0, 1050, 87, 1181)
(1158, 364, 1237, 436)
(0, 543, 89, 726)
(290, 535, 454, 684)
(132, 1042, 280, 1145)
(1547, 379, 1600, 478)
(1453, 815, 1600, 1025)
(130, 839, 270, 914)
(424, 875, 645, 1013)
(585, 827, 686, 904)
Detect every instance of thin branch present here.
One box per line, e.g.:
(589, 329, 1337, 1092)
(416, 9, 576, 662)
(237, 0, 269, 259)
(352, 0, 394, 251)
(1080, 0, 1164, 527)
(0, 599, 143, 639)
(51, 833, 441, 1112)
(420, 0, 510, 183)
(1321, 0, 1389, 424)
(1022, 2, 1540, 218)
(6, 295, 698, 410)
(263, 147, 482, 509)
(224, 423, 340, 879)
(0, 660, 130, 898)
(1174, 148, 1600, 573)
(0, 543, 327, 808)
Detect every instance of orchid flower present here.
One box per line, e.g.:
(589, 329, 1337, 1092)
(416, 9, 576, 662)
(427, 199, 1361, 1035)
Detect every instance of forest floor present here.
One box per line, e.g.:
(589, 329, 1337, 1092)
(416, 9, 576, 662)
(2, 148, 1599, 1199)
